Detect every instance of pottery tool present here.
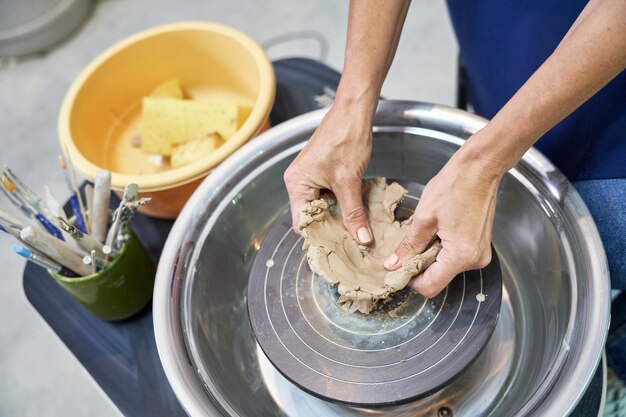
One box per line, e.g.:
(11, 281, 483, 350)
(82, 251, 107, 273)
(1, 175, 64, 240)
(101, 244, 118, 261)
(44, 186, 65, 220)
(82, 254, 93, 271)
(57, 217, 106, 257)
(91, 170, 111, 243)
(113, 197, 150, 249)
(43, 185, 85, 248)
(20, 226, 91, 276)
(93, 255, 107, 271)
(62, 148, 90, 233)
(58, 155, 88, 234)
(84, 184, 94, 225)
(105, 183, 138, 249)
(90, 250, 97, 275)
(0, 208, 26, 239)
(0, 177, 28, 214)
(12, 244, 77, 277)
(0, 159, 151, 278)
(247, 185, 503, 406)
(2, 166, 56, 221)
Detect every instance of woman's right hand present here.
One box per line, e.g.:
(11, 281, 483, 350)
(284, 99, 375, 245)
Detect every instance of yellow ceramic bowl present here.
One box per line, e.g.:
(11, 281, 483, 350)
(59, 22, 275, 218)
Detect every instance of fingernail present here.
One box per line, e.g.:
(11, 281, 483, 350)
(357, 227, 372, 244)
(384, 253, 399, 269)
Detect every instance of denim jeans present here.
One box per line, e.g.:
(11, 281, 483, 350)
(573, 179, 626, 382)
(573, 179, 626, 290)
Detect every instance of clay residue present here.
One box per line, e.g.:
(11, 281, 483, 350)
(299, 177, 442, 314)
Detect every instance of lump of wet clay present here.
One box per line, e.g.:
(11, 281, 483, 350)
(299, 177, 442, 314)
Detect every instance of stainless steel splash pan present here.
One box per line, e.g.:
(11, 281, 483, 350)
(153, 101, 610, 417)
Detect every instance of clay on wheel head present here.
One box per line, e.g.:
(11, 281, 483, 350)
(299, 177, 442, 314)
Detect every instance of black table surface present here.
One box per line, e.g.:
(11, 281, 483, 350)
(23, 210, 182, 416)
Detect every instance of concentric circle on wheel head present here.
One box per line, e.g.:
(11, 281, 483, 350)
(247, 186, 502, 406)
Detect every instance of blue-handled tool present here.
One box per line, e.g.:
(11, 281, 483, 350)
(34, 213, 64, 240)
(12, 244, 77, 277)
(59, 155, 88, 234)
(69, 195, 88, 234)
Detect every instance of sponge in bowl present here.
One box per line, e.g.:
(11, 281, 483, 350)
(141, 97, 239, 155)
(171, 133, 225, 168)
(149, 78, 185, 98)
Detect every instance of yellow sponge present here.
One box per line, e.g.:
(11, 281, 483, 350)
(141, 97, 239, 155)
(171, 133, 225, 168)
(150, 78, 184, 98)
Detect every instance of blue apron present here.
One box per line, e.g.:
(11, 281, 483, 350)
(446, 0, 626, 181)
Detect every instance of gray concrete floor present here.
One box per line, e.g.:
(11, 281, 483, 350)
(0, 0, 456, 415)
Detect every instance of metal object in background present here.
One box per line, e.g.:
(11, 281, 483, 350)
(0, 0, 94, 57)
(153, 101, 610, 416)
(262, 30, 329, 62)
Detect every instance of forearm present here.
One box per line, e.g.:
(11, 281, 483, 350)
(335, 0, 410, 117)
(463, 0, 626, 176)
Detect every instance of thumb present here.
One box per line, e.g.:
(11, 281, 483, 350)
(333, 178, 373, 245)
(384, 215, 436, 270)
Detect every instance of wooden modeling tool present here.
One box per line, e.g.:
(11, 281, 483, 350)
(57, 217, 106, 257)
(91, 170, 111, 243)
(84, 184, 94, 226)
(105, 183, 138, 248)
(20, 226, 91, 276)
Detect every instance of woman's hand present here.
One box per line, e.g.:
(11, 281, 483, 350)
(284, 101, 375, 244)
(284, 0, 410, 245)
(382, 0, 626, 299)
(384, 140, 503, 298)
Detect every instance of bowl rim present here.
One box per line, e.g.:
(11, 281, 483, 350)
(58, 21, 276, 192)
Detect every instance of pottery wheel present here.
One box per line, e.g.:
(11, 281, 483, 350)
(247, 184, 502, 406)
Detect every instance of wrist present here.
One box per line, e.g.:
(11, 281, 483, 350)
(314, 101, 373, 149)
(458, 114, 539, 177)
(454, 133, 510, 181)
(329, 93, 377, 130)
(334, 79, 380, 116)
